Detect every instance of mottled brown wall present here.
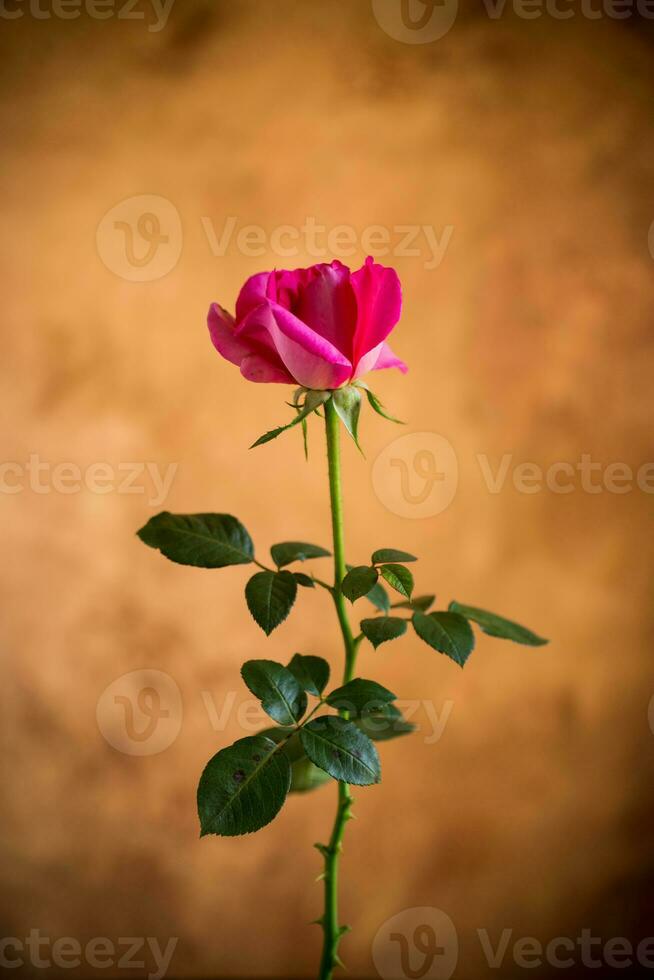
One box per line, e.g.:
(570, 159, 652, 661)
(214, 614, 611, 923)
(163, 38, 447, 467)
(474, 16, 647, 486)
(1, 1, 653, 978)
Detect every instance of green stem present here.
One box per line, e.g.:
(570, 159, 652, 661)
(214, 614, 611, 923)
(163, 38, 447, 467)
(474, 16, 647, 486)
(317, 399, 360, 980)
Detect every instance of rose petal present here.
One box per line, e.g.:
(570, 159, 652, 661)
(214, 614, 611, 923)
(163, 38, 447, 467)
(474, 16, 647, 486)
(208, 303, 250, 365)
(295, 262, 357, 359)
(351, 257, 402, 365)
(235, 303, 282, 356)
(373, 342, 408, 373)
(354, 341, 408, 379)
(266, 301, 353, 389)
(269, 267, 315, 309)
(240, 353, 295, 384)
(208, 303, 294, 384)
(235, 272, 272, 321)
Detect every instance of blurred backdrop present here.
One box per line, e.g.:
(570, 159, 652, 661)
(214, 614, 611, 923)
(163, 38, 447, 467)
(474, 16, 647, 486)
(2, 1, 654, 977)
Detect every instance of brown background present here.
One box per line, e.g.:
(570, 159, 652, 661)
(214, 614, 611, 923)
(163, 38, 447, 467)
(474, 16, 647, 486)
(2, 1, 653, 977)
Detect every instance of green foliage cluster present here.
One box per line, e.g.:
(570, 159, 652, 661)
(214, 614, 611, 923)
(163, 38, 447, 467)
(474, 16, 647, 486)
(138, 511, 547, 837)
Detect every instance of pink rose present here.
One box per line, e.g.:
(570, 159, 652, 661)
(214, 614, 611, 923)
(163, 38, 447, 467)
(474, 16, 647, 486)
(207, 257, 407, 389)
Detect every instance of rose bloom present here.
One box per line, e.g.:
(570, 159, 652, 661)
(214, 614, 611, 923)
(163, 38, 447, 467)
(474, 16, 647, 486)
(207, 257, 406, 389)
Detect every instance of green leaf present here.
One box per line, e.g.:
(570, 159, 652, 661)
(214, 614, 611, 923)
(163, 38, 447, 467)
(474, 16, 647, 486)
(371, 549, 417, 565)
(287, 653, 330, 696)
(245, 570, 297, 635)
(366, 580, 391, 613)
(326, 678, 396, 717)
(346, 562, 389, 612)
(449, 601, 549, 646)
(300, 716, 381, 785)
(355, 704, 416, 742)
(250, 390, 330, 449)
(290, 757, 333, 794)
(393, 594, 436, 613)
(360, 617, 408, 649)
(241, 660, 307, 725)
(341, 565, 378, 602)
(137, 512, 253, 568)
(412, 611, 475, 667)
(332, 386, 362, 449)
(270, 541, 331, 568)
(260, 727, 333, 791)
(358, 385, 404, 424)
(380, 563, 414, 599)
(259, 727, 305, 762)
(293, 572, 315, 588)
(197, 734, 291, 837)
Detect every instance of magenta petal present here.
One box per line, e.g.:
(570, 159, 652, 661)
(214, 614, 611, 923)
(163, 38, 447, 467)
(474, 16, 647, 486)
(208, 303, 251, 365)
(270, 267, 314, 307)
(266, 301, 353, 389)
(235, 271, 272, 321)
(234, 303, 281, 357)
(208, 303, 294, 384)
(240, 353, 295, 384)
(295, 262, 357, 359)
(374, 342, 408, 373)
(351, 257, 402, 365)
(354, 341, 408, 379)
